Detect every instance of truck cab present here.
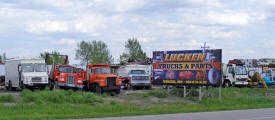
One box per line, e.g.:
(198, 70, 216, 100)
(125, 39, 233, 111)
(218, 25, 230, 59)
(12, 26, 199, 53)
(85, 64, 122, 94)
(118, 64, 151, 90)
(223, 63, 249, 87)
(129, 70, 151, 89)
(49, 65, 83, 90)
(262, 69, 275, 85)
(5, 58, 48, 90)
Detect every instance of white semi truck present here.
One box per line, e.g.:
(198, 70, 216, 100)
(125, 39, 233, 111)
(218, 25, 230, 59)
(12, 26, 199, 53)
(118, 64, 151, 90)
(5, 58, 48, 90)
(222, 60, 249, 87)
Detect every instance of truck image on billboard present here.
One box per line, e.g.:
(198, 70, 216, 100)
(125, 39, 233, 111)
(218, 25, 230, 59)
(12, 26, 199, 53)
(152, 49, 222, 86)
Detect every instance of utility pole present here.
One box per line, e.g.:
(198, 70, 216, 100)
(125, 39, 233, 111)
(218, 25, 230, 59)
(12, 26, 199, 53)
(201, 42, 210, 52)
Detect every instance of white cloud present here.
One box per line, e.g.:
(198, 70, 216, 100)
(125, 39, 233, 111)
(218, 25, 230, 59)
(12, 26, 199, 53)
(263, 40, 275, 47)
(265, 0, 275, 6)
(209, 30, 241, 39)
(207, 11, 250, 26)
(52, 38, 76, 46)
(186, 0, 223, 8)
(114, 0, 144, 12)
(27, 21, 69, 34)
(138, 37, 157, 43)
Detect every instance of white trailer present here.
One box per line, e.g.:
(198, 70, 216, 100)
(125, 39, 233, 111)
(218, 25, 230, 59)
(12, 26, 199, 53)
(118, 64, 151, 90)
(5, 58, 48, 90)
(0, 64, 4, 85)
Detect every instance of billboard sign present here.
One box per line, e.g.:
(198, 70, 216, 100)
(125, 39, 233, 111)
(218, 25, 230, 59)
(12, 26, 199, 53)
(152, 49, 222, 86)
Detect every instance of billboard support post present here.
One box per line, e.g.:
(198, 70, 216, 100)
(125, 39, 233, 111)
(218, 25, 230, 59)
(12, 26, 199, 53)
(219, 85, 222, 100)
(199, 86, 202, 101)
(184, 86, 186, 97)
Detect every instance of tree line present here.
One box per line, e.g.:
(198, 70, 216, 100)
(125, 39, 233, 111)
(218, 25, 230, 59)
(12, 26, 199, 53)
(40, 38, 147, 65)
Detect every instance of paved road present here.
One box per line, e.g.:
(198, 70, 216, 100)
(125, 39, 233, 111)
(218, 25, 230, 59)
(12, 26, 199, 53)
(70, 108, 275, 120)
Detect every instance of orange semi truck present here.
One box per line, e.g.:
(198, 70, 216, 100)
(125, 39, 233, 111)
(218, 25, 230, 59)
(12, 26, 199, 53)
(83, 64, 122, 94)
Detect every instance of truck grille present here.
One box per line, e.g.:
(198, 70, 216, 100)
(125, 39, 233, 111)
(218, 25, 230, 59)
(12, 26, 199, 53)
(67, 75, 76, 84)
(132, 76, 148, 80)
(32, 77, 42, 82)
(107, 77, 116, 87)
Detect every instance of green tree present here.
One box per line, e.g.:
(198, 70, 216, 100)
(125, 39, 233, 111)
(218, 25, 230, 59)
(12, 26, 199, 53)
(0, 56, 2, 63)
(120, 38, 147, 64)
(75, 40, 113, 65)
(40, 51, 68, 65)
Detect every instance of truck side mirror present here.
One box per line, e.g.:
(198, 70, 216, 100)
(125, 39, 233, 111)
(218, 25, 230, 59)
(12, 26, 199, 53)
(18, 65, 22, 72)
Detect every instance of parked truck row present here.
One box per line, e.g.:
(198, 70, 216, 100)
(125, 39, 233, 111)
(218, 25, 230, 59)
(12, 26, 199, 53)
(0, 57, 274, 93)
(1, 57, 151, 94)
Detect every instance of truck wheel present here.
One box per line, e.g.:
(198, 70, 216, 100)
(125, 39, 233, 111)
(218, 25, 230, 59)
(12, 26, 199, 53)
(20, 81, 25, 91)
(132, 86, 136, 91)
(145, 86, 151, 90)
(95, 84, 102, 94)
(7, 81, 12, 91)
(224, 81, 231, 87)
(49, 81, 54, 90)
(115, 89, 120, 94)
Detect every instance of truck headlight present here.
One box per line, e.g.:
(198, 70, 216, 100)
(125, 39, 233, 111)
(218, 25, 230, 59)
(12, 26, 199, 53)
(78, 80, 82, 83)
(100, 81, 104, 85)
(60, 78, 65, 81)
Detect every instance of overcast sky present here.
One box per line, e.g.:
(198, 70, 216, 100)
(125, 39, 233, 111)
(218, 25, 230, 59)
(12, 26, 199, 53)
(0, 0, 275, 64)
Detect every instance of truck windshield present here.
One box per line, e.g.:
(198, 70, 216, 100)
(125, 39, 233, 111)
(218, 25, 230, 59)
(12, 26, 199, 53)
(34, 63, 46, 72)
(59, 66, 74, 73)
(96, 68, 111, 74)
(131, 70, 145, 74)
(235, 66, 247, 75)
(22, 63, 34, 72)
(266, 70, 272, 76)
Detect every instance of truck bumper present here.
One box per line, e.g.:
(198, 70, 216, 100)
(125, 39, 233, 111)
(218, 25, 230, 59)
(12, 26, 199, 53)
(57, 83, 83, 88)
(131, 83, 151, 87)
(102, 86, 120, 91)
(24, 83, 48, 87)
(234, 81, 248, 86)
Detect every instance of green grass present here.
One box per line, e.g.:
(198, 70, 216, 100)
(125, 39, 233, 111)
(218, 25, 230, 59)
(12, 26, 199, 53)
(20, 89, 104, 104)
(0, 94, 16, 103)
(144, 90, 168, 98)
(1, 88, 275, 120)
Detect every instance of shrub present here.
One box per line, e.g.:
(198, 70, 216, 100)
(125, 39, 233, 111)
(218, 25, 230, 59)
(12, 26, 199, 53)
(0, 94, 16, 103)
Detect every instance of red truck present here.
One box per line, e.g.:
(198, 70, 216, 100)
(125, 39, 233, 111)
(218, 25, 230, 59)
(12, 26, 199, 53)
(83, 64, 122, 94)
(46, 54, 83, 90)
(49, 64, 83, 90)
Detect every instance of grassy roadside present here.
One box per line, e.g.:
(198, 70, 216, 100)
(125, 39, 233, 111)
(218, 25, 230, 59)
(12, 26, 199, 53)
(1, 88, 275, 120)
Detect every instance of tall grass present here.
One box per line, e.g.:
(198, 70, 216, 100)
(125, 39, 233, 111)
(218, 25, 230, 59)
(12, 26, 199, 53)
(0, 88, 275, 120)
(21, 89, 104, 104)
(0, 94, 16, 103)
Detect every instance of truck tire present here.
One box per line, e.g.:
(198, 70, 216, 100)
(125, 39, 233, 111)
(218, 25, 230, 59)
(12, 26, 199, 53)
(145, 86, 151, 90)
(20, 81, 25, 91)
(115, 89, 120, 94)
(49, 80, 54, 90)
(7, 81, 12, 91)
(224, 81, 231, 87)
(95, 84, 102, 94)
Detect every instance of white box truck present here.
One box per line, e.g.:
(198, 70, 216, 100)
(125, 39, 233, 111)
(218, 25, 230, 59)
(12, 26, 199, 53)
(5, 58, 48, 90)
(0, 64, 4, 86)
(118, 64, 151, 90)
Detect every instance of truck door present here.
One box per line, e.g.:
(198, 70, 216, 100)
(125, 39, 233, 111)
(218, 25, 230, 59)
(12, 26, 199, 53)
(227, 66, 235, 82)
